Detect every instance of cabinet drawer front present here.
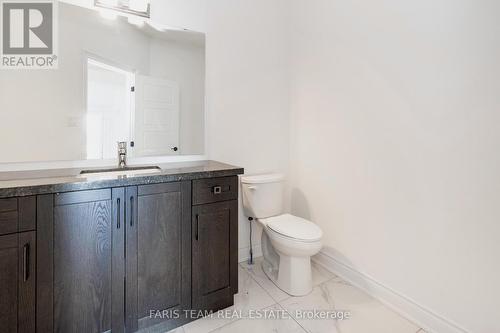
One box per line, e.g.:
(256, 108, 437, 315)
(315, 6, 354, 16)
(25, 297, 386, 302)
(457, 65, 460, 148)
(0, 197, 36, 235)
(138, 182, 181, 196)
(0, 198, 17, 212)
(54, 189, 111, 206)
(192, 176, 238, 205)
(0, 211, 18, 235)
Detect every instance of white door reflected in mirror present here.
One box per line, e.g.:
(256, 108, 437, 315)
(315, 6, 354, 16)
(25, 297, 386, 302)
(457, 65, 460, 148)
(134, 75, 180, 157)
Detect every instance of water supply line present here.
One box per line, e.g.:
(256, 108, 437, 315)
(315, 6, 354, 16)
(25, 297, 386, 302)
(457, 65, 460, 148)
(248, 217, 254, 265)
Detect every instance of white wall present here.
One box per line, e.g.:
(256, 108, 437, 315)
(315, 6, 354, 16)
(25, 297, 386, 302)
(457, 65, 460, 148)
(204, 0, 290, 260)
(289, 1, 500, 332)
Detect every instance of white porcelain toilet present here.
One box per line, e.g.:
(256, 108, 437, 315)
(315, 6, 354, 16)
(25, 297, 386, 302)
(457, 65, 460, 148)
(241, 174, 323, 296)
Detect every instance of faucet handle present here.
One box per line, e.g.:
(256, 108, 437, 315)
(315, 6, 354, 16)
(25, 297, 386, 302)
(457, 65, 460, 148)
(118, 141, 127, 150)
(117, 142, 127, 168)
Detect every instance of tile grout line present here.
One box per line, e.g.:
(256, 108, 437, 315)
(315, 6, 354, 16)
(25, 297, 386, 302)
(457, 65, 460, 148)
(271, 301, 310, 333)
(320, 278, 344, 333)
(203, 264, 421, 333)
(240, 263, 309, 332)
(319, 275, 338, 286)
(202, 266, 279, 333)
(204, 316, 243, 333)
(278, 303, 312, 333)
(181, 265, 341, 333)
(317, 275, 420, 333)
(278, 276, 346, 333)
(313, 276, 343, 333)
(314, 258, 427, 331)
(242, 262, 345, 333)
(239, 262, 292, 304)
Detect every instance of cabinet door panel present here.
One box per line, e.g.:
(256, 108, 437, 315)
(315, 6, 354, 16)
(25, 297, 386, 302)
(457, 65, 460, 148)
(53, 197, 113, 333)
(197, 209, 230, 293)
(0, 231, 36, 333)
(18, 231, 36, 333)
(139, 190, 181, 314)
(37, 189, 124, 333)
(0, 234, 18, 332)
(127, 181, 191, 332)
(192, 200, 238, 311)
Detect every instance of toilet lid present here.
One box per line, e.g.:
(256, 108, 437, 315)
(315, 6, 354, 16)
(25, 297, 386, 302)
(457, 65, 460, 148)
(263, 214, 323, 242)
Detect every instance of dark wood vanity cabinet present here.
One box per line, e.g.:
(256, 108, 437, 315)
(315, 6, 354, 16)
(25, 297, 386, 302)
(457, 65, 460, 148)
(0, 166, 241, 333)
(30, 175, 239, 333)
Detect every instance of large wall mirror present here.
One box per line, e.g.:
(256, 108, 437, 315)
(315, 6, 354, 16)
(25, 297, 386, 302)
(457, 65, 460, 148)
(0, 2, 205, 164)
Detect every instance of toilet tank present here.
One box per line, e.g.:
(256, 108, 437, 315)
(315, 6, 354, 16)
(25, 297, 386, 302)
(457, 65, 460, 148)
(241, 173, 285, 218)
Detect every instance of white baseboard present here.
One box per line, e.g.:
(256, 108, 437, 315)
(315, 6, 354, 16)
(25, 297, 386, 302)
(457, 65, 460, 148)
(238, 244, 263, 263)
(312, 249, 470, 333)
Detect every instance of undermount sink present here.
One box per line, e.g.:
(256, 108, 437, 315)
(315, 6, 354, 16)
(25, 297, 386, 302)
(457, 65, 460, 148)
(79, 166, 161, 177)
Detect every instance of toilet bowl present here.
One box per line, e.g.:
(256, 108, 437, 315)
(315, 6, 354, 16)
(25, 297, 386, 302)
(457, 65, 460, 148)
(241, 174, 323, 296)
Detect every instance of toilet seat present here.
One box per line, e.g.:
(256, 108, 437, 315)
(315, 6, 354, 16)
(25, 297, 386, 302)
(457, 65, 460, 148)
(261, 214, 323, 242)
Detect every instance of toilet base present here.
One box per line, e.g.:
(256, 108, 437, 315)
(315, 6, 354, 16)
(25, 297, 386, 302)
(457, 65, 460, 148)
(278, 255, 312, 296)
(262, 257, 312, 296)
(261, 253, 313, 297)
(259, 223, 319, 297)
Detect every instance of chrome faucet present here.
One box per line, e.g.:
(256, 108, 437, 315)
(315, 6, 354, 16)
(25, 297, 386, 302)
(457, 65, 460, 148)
(117, 142, 127, 168)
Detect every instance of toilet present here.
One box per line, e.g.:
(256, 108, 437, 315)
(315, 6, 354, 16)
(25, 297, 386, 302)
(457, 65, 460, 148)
(241, 174, 323, 296)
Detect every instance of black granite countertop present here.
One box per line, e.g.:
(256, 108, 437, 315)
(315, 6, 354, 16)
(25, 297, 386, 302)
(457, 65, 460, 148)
(0, 160, 244, 198)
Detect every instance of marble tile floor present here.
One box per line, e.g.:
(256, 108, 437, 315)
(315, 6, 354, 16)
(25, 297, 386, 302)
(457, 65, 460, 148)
(167, 257, 427, 333)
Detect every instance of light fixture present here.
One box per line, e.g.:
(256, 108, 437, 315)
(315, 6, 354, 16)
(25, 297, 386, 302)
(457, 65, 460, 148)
(95, 0, 150, 18)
